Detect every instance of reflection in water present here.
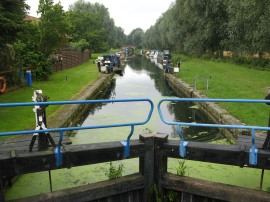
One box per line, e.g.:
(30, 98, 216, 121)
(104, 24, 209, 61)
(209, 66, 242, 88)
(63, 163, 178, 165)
(74, 57, 227, 144)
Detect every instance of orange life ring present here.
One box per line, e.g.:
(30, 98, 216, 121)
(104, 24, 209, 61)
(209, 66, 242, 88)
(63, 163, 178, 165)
(0, 77, 6, 94)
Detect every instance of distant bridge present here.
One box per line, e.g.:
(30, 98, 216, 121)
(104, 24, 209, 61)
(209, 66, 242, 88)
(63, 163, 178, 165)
(121, 45, 136, 49)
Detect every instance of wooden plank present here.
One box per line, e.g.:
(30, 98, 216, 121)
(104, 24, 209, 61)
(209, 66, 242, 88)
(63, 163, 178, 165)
(0, 140, 145, 176)
(139, 134, 154, 202)
(162, 173, 270, 202)
(9, 173, 144, 202)
(163, 140, 270, 169)
(0, 132, 71, 145)
(237, 135, 265, 148)
(0, 133, 71, 152)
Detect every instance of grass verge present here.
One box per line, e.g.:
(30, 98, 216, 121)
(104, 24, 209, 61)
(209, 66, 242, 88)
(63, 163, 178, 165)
(0, 59, 99, 136)
(173, 56, 270, 127)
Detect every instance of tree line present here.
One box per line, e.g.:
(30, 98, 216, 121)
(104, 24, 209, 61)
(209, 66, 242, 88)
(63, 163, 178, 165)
(0, 0, 127, 80)
(142, 0, 270, 62)
(1, 0, 270, 81)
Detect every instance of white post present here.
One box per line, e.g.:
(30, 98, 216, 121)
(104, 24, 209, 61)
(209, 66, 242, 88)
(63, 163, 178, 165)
(32, 90, 43, 130)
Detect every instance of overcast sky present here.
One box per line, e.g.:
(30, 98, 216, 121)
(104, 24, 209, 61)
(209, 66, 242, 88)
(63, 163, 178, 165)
(25, 0, 175, 35)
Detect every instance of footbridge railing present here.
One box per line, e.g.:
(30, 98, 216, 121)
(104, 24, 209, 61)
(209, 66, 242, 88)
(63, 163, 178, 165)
(0, 98, 154, 166)
(158, 98, 270, 165)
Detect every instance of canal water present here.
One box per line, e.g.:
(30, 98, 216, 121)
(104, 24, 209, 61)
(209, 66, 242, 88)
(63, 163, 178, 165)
(5, 56, 228, 200)
(73, 56, 225, 144)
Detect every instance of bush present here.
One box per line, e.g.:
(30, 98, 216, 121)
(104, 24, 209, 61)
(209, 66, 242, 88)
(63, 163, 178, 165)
(232, 55, 270, 70)
(69, 39, 89, 51)
(26, 51, 52, 81)
(171, 53, 191, 66)
(14, 38, 52, 81)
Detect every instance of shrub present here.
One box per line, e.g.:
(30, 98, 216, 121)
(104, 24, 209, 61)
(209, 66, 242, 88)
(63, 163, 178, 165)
(26, 51, 52, 81)
(70, 39, 89, 51)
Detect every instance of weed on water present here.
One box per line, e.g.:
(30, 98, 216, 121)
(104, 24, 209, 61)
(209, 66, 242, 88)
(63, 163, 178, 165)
(101, 161, 124, 180)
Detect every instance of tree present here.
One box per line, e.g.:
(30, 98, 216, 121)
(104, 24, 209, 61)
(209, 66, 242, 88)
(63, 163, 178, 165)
(0, 0, 29, 47)
(90, 3, 117, 48)
(67, 10, 107, 52)
(37, 0, 70, 56)
(114, 26, 127, 48)
(0, 0, 29, 71)
(69, 0, 125, 49)
(171, 0, 228, 55)
(128, 28, 144, 48)
(13, 20, 52, 80)
(143, 0, 229, 55)
(226, 0, 270, 56)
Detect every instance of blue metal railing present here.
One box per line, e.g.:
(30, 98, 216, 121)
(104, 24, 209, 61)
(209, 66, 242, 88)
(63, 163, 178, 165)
(0, 98, 154, 165)
(158, 98, 270, 165)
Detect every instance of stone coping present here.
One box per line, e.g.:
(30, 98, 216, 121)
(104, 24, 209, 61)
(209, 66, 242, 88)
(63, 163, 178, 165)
(164, 74, 261, 141)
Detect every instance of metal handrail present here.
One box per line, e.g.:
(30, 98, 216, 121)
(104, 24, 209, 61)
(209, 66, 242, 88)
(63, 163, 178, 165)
(193, 74, 210, 91)
(0, 98, 154, 165)
(0, 99, 154, 136)
(158, 98, 270, 165)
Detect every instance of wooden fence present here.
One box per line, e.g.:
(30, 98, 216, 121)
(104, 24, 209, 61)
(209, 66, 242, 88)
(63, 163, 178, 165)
(2, 134, 270, 202)
(52, 50, 90, 72)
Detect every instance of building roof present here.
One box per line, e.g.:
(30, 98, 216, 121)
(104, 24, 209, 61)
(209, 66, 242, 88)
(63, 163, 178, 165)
(25, 15, 40, 23)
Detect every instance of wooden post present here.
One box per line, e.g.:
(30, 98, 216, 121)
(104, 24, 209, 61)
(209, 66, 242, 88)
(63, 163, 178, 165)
(0, 179, 4, 202)
(139, 134, 154, 202)
(154, 133, 168, 200)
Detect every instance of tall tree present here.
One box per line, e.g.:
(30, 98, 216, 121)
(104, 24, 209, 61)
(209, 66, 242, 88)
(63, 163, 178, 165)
(69, 0, 124, 49)
(128, 28, 144, 48)
(0, 0, 28, 47)
(226, 0, 270, 56)
(174, 0, 228, 55)
(37, 0, 70, 56)
(114, 26, 127, 48)
(67, 10, 107, 52)
(0, 0, 28, 71)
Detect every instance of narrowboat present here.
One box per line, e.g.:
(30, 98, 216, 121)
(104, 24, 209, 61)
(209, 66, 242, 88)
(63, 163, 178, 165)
(157, 50, 171, 67)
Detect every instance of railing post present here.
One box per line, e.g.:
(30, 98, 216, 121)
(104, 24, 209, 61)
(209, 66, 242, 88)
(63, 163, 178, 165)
(0, 180, 4, 202)
(154, 133, 168, 200)
(139, 134, 154, 202)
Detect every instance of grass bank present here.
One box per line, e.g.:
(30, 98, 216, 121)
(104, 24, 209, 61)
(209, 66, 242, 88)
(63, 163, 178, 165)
(172, 55, 270, 127)
(0, 59, 99, 135)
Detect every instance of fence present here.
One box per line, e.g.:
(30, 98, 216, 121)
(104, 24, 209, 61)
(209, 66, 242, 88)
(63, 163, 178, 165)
(52, 50, 90, 72)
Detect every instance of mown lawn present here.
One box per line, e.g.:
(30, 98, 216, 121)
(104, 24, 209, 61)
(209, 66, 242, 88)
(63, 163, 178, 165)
(174, 58, 270, 126)
(0, 59, 99, 135)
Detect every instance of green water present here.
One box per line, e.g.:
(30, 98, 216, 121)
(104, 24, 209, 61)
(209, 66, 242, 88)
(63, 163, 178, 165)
(168, 158, 270, 192)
